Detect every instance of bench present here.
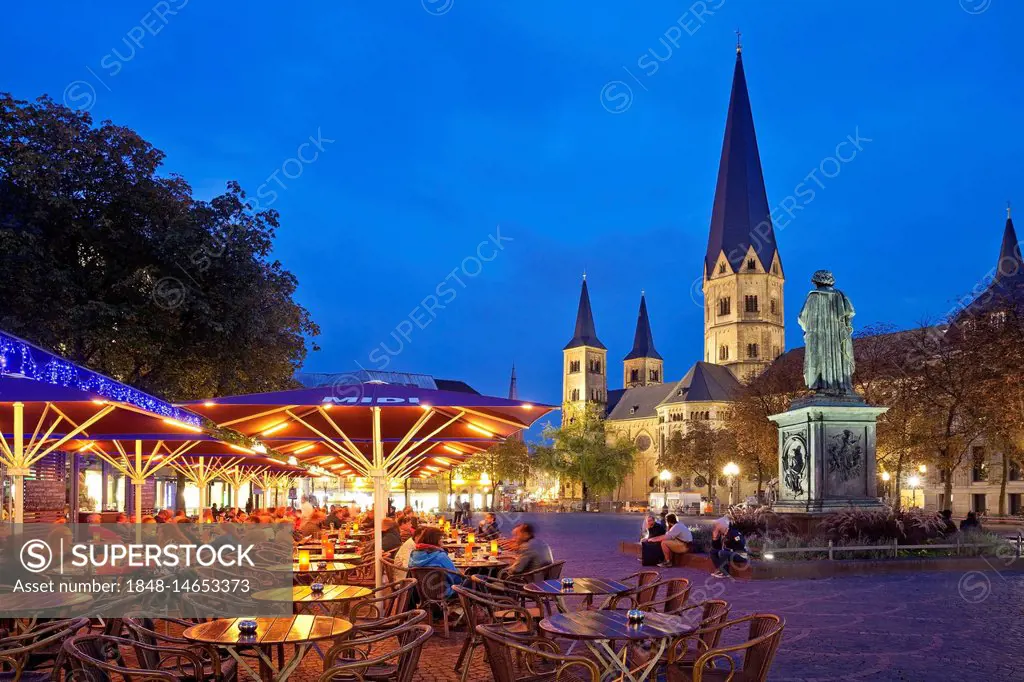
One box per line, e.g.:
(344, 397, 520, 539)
(618, 541, 752, 579)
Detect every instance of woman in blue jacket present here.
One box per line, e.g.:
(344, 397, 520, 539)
(408, 526, 462, 597)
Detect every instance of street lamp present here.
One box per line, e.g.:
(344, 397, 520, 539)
(908, 474, 921, 508)
(723, 462, 740, 506)
(880, 471, 891, 501)
(918, 464, 927, 474)
(659, 469, 671, 514)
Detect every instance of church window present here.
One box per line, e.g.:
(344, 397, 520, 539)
(746, 258, 756, 271)
(747, 343, 759, 358)
(630, 369, 639, 383)
(772, 263, 779, 275)
(744, 295, 759, 313)
(588, 359, 602, 374)
(718, 263, 726, 274)
(773, 345, 780, 359)
(770, 298, 778, 314)
(569, 360, 580, 374)
(570, 388, 580, 401)
(649, 369, 659, 382)
(718, 298, 731, 316)
(719, 345, 729, 361)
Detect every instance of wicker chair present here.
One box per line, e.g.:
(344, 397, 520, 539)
(596, 570, 660, 609)
(0, 617, 89, 682)
(611, 577, 691, 615)
(319, 623, 432, 682)
(503, 560, 565, 584)
(123, 617, 237, 682)
(407, 567, 465, 638)
(665, 614, 785, 682)
(63, 633, 204, 682)
(345, 578, 416, 623)
(477, 625, 599, 682)
(628, 600, 731, 671)
(453, 585, 540, 682)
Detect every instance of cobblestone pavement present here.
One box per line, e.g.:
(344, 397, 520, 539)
(286, 513, 1023, 681)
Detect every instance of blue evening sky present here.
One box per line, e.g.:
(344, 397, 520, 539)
(3, 1, 1022, 410)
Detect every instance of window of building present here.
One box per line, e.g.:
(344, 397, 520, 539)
(588, 359, 602, 374)
(718, 297, 731, 316)
(569, 388, 579, 401)
(649, 369, 659, 382)
(971, 446, 988, 482)
(772, 345, 780, 359)
(1009, 460, 1021, 481)
(718, 263, 726, 274)
(939, 469, 947, 483)
(569, 360, 580, 374)
(772, 263, 779, 275)
(746, 258, 756, 271)
(770, 298, 778, 314)
(747, 343, 759, 359)
(972, 493, 987, 514)
(1010, 493, 1022, 516)
(744, 295, 759, 313)
(718, 345, 729, 361)
(630, 369, 639, 383)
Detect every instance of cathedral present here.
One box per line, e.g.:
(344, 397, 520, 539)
(560, 44, 782, 507)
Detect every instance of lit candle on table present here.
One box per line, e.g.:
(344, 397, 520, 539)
(297, 550, 310, 571)
(490, 540, 499, 556)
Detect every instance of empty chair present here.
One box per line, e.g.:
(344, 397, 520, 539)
(319, 623, 432, 682)
(477, 624, 600, 682)
(665, 613, 785, 682)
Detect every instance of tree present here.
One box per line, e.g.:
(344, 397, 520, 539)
(659, 419, 735, 503)
(0, 94, 319, 401)
(732, 349, 804, 500)
(461, 439, 531, 511)
(534, 404, 636, 511)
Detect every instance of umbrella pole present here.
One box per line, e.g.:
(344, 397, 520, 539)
(371, 406, 384, 589)
(12, 402, 25, 526)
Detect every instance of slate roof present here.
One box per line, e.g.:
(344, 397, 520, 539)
(606, 383, 675, 420)
(659, 362, 742, 405)
(564, 278, 605, 350)
(624, 294, 662, 361)
(963, 216, 1024, 316)
(705, 49, 779, 278)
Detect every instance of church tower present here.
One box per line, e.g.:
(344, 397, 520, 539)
(703, 43, 785, 381)
(623, 293, 663, 388)
(562, 276, 607, 417)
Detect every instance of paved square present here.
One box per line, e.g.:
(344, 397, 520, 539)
(290, 513, 1023, 680)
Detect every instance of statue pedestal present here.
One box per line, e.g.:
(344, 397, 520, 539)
(768, 396, 888, 515)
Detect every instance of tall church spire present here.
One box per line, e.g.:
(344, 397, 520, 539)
(564, 277, 605, 350)
(704, 47, 778, 278)
(624, 293, 661, 361)
(508, 363, 518, 400)
(996, 208, 1022, 283)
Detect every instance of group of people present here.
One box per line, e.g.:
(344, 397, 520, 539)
(641, 513, 748, 578)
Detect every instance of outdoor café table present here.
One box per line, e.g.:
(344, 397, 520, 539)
(347, 531, 372, 540)
(251, 584, 371, 617)
(183, 615, 352, 682)
(0, 592, 93, 632)
(524, 578, 632, 613)
(270, 561, 359, 585)
(452, 557, 512, 576)
(540, 610, 692, 682)
(293, 550, 362, 563)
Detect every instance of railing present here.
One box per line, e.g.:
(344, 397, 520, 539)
(758, 532, 1024, 560)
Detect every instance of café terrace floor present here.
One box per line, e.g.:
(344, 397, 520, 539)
(288, 513, 1023, 681)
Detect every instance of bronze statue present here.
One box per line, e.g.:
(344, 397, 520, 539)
(798, 270, 855, 395)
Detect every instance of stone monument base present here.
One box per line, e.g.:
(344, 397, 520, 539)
(769, 396, 888, 516)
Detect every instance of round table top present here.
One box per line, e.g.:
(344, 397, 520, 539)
(252, 584, 371, 604)
(293, 552, 362, 562)
(452, 558, 512, 569)
(540, 610, 694, 642)
(183, 615, 352, 646)
(0, 592, 93, 612)
(524, 579, 632, 596)
(347, 531, 372, 539)
(296, 540, 360, 549)
(270, 561, 359, 574)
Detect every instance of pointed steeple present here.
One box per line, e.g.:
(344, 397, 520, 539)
(624, 293, 662, 361)
(995, 205, 1022, 283)
(564, 277, 605, 350)
(508, 363, 518, 400)
(705, 46, 778, 278)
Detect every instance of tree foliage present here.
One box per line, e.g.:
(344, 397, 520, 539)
(461, 439, 531, 510)
(0, 93, 319, 400)
(534, 404, 636, 510)
(658, 419, 735, 501)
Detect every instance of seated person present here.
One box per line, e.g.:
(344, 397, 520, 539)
(477, 512, 501, 541)
(644, 513, 692, 568)
(408, 526, 462, 597)
(506, 523, 553, 576)
(398, 515, 418, 542)
(641, 514, 665, 540)
(959, 511, 983, 532)
(709, 516, 747, 578)
(381, 517, 403, 553)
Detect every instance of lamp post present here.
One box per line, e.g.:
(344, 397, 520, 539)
(659, 469, 671, 516)
(880, 471, 891, 502)
(723, 462, 740, 506)
(908, 474, 921, 508)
